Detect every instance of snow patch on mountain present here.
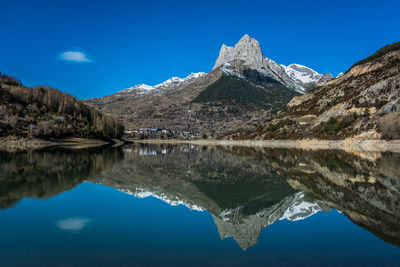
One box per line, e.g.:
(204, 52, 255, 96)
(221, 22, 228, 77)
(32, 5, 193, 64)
(280, 192, 321, 221)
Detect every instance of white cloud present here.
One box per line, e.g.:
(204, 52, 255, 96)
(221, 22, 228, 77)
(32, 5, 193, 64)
(56, 217, 91, 231)
(59, 51, 92, 63)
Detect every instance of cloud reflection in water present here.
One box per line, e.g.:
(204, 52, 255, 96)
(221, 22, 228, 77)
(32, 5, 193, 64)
(56, 217, 91, 231)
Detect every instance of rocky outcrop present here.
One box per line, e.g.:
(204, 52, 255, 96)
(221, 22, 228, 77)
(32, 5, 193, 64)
(314, 72, 333, 87)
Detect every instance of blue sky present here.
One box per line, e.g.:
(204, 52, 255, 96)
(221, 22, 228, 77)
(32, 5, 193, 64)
(1, 0, 399, 99)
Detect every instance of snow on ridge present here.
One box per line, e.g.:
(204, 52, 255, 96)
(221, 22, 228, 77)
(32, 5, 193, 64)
(221, 63, 245, 78)
(287, 63, 314, 70)
(118, 84, 155, 95)
(218, 206, 243, 222)
(137, 84, 154, 90)
(154, 77, 185, 88)
(154, 72, 206, 88)
(118, 187, 205, 212)
(117, 72, 206, 95)
(282, 63, 322, 85)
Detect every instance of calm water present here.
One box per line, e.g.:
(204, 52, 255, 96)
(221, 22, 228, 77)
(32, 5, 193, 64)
(0, 144, 399, 266)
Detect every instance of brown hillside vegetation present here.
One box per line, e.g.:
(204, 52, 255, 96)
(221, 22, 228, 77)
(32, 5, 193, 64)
(84, 67, 298, 138)
(0, 73, 124, 139)
(223, 41, 400, 141)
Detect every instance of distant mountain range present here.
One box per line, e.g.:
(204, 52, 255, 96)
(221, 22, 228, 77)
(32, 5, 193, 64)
(99, 35, 332, 98)
(84, 35, 334, 137)
(116, 72, 207, 98)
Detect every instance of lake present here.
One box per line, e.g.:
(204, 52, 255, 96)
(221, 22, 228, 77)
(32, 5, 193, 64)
(0, 144, 399, 266)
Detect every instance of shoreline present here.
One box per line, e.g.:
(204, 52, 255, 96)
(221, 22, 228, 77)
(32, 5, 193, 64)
(0, 136, 124, 152)
(2, 135, 400, 153)
(130, 138, 400, 153)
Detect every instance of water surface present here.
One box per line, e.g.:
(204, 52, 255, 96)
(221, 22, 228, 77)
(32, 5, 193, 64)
(0, 144, 399, 266)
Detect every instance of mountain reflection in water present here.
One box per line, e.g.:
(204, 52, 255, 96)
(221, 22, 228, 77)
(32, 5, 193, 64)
(0, 144, 399, 251)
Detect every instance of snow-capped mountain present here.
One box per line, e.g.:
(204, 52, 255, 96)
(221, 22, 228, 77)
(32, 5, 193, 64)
(118, 72, 206, 96)
(213, 35, 333, 93)
(116, 35, 333, 98)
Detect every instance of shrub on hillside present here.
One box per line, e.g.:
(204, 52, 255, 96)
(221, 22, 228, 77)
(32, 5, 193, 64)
(321, 117, 352, 135)
(192, 75, 297, 111)
(379, 113, 400, 140)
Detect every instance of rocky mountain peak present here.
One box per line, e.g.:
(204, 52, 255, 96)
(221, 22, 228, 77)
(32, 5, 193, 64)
(315, 72, 333, 87)
(214, 34, 264, 70)
(213, 35, 299, 91)
(236, 34, 261, 49)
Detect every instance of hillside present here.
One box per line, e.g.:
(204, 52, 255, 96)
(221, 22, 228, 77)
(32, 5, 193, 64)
(223, 41, 400, 141)
(85, 68, 297, 138)
(0, 73, 124, 140)
(192, 75, 297, 111)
